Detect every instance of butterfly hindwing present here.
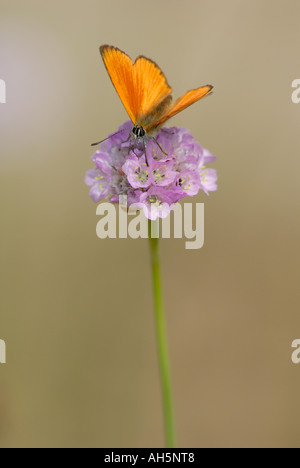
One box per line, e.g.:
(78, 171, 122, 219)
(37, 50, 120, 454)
(137, 95, 173, 130)
(147, 85, 213, 131)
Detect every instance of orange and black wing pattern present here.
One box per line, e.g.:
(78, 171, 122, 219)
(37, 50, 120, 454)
(100, 45, 172, 125)
(100, 45, 213, 132)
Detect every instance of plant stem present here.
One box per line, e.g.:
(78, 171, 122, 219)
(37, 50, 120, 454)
(149, 221, 176, 448)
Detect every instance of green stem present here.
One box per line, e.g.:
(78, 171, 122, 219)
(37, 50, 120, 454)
(149, 221, 176, 448)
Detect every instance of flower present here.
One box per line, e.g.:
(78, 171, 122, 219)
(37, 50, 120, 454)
(85, 152, 112, 202)
(176, 169, 201, 197)
(152, 160, 177, 187)
(86, 121, 218, 220)
(138, 186, 176, 220)
(122, 155, 152, 189)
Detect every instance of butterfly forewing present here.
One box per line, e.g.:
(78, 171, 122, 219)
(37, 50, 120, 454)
(100, 45, 137, 123)
(133, 56, 172, 119)
(100, 45, 172, 126)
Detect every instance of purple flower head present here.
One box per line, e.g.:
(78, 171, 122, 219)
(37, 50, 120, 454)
(85, 121, 218, 219)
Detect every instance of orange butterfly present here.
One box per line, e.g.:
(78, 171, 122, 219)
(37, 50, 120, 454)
(93, 44, 213, 145)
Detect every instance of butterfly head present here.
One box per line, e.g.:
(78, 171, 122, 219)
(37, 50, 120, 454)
(132, 125, 146, 139)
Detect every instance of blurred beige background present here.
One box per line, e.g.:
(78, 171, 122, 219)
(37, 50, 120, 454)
(0, 0, 300, 448)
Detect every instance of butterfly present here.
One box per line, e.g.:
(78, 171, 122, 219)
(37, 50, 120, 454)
(92, 45, 213, 147)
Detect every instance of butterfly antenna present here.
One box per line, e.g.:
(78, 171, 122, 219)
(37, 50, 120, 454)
(161, 128, 175, 136)
(91, 129, 126, 147)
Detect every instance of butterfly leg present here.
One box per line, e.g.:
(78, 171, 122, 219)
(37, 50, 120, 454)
(144, 138, 149, 166)
(123, 134, 138, 156)
(151, 136, 168, 157)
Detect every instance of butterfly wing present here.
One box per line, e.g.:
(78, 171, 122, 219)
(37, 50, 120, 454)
(100, 45, 172, 125)
(100, 45, 137, 123)
(146, 85, 213, 131)
(134, 56, 172, 119)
